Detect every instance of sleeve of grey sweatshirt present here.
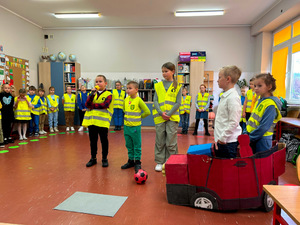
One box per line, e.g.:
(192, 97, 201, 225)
(153, 92, 163, 116)
(166, 86, 182, 117)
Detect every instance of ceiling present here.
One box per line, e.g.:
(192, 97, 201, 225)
(0, 0, 281, 29)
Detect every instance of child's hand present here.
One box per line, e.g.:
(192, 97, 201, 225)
(197, 109, 202, 112)
(82, 108, 87, 111)
(242, 112, 246, 118)
(162, 112, 170, 121)
(217, 140, 226, 145)
(50, 107, 54, 111)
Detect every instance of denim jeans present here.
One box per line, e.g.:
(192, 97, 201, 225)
(29, 114, 39, 133)
(113, 108, 124, 126)
(215, 141, 239, 158)
(48, 111, 58, 128)
(180, 113, 190, 132)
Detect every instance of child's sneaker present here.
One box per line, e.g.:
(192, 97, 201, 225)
(54, 127, 59, 132)
(34, 133, 39, 137)
(23, 135, 27, 140)
(39, 131, 44, 135)
(78, 126, 84, 132)
(0, 143, 5, 148)
(4, 138, 8, 144)
(155, 163, 163, 172)
(70, 127, 75, 131)
(28, 133, 33, 137)
(66, 127, 70, 131)
(43, 130, 47, 134)
(19, 136, 23, 141)
(50, 127, 54, 133)
(8, 138, 14, 143)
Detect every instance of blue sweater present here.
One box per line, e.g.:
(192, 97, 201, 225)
(28, 94, 41, 108)
(77, 91, 88, 110)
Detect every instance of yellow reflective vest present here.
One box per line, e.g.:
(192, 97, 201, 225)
(246, 98, 282, 137)
(14, 96, 31, 120)
(152, 82, 181, 124)
(63, 93, 76, 112)
(180, 95, 191, 114)
(82, 91, 114, 128)
(47, 95, 59, 113)
(246, 89, 257, 113)
(39, 97, 48, 115)
(197, 92, 210, 111)
(112, 89, 125, 109)
(124, 96, 142, 126)
(30, 95, 41, 115)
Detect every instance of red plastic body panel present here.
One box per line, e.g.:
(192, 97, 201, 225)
(187, 154, 211, 187)
(273, 148, 286, 178)
(165, 154, 188, 184)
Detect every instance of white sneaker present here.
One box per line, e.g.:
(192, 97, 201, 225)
(39, 131, 44, 135)
(78, 126, 84, 132)
(50, 127, 54, 133)
(70, 127, 75, 131)
(0, 145, 4, 148)
(54, 127, 59, 132)
(19, 137, 23, 141)
(23, 136, 27, 140)
(66, 127, 70, 131)
(43, 130, 47, 134)
(155, 164, 163, 172)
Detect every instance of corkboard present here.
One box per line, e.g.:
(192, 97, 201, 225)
(5, 55, 29, 93)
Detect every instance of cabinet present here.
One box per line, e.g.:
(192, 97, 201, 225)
(63, 62, 81, 93)
(203, 71, 214, 95)
(176, 62, 190, 92)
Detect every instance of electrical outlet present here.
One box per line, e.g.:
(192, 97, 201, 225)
(49, 34, 54, 40)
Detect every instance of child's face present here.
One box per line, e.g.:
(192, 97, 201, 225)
(249, 81, 254, 90)
(49, 88, 55, 95)
(162, 67, 174, 81)
(3, 84, 10, 93)
(39, 90, 45, 97)
(254, 78, 272, 97)
(80, 85, 86, 92)
(66, 87, 72, 94)
(95, 76, 107, 91)
(20, 93, 26, 98)
(241, 88, 246, 96)
(217, 71, 228, 90)
(115, 82, 122, 90)
(182, 89, 187, 96)
(200, 85, 206, 93)
(126, 84, 138, 97)
(29, 89, 35, 95)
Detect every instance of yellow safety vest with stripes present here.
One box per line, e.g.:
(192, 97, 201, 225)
(246, 98, 282, 137)
(63, 93, 76, 112)
(112, 89, 125, 109)
(152, 82, 181, 124)
(124, 96, 142, 126)
(82, 91, 114, 128)
(30, 95, 41, 115)
(14, 96, 31, 120)
(246, 89, 256, 113)
(180, 95, 191, 114)
(240, 96, 246, 123)
(47, 95, 59, 113)
(197, 92, 210, 111)
(39, 97, 48, 115)
(0, 102, 2, 119)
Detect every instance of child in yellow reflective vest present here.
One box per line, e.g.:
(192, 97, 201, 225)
(112, 81, 125, 131)
(38, 88, 47, 134)
(121, 81, 150, 172)
(242, 77, 257, 121)
(47, 86, 59, 133)
(62, 86, 76, 131)
(28, 86, 41, 137)
(179, 87, 191, 134)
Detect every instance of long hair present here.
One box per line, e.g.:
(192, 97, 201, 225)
(162, 62, 177, 89)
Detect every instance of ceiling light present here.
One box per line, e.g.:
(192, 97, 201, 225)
(174, 10, 224, 17)
(54, 13, 101, 18)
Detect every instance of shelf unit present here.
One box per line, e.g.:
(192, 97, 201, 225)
(63, 62, 81, 93)
(176, 62, 190, 93)
(203, 71, 214, 95)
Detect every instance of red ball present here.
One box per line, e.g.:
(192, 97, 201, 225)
(134, 169, 148, 184)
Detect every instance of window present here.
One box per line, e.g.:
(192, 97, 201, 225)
(290, 43, 300, 100)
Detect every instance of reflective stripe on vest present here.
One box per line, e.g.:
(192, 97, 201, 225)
(113, 89, 125, 109)
(124, 97, 142, 126)
(63, 94, 76, 112)
(246, 89, 256, 113)
(240, 96, 246, 123)
(38, 97, 48, 115)
(47, 95, 59, 113)
(30, 95, 40, 115)
(152, 82, 181, 124)
(180, 95, 191, 114)
(82, 91, 114, 128)
(197, 93, 209, 111)
(246, 99, 282, 136)
(14, 96, 31, 120)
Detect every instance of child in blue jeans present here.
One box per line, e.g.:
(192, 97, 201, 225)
(47, 86, 59, 132)
(28, 86, 41, 137)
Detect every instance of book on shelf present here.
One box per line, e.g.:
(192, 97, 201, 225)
(64, 63, 75, 73)
(64, 73, 75, 83)
(64, 83, 76, 92)
(177, 74, 185, 84)
(178, 63, 189, 73)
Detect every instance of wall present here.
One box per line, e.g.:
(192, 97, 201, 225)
(0, 7, 43, 87)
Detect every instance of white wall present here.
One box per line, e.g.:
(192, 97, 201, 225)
(0, 7, 43, 87)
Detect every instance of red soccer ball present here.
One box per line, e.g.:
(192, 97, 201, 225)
(134, 169, 148, 184)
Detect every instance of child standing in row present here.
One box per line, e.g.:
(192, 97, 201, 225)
(14, 88, 32, 140)
(193, 84, 211, 136)
(214, 66, 242, 158)
(47, 86, 59, 133)
(0, 102, 5, 147)
(77, 85, 88, 131)
(38, 88, 47, 134)
(112, 81, 125, 131)
(245, 73, 282, 153)
(242, 77, 257, 121)
(179, 87, 191, 134)
(0, 83, 15, 144)
(83, 75, 114, 168)
(62, 86, 76, 131)
(28, 86, 41, 137)
(121, 81, 150, 172)
(239, 86, 247, 131)
(153, 62, 182, 172)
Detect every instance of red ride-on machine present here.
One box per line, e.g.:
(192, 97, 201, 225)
(164, 135, 286, 211)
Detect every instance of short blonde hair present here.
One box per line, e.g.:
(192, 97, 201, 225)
(220, 65, 241, 84)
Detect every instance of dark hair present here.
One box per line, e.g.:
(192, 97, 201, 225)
(255, 73, 276, 93)
(250, 77, 255, 82)
(19, 88, 26, 94)
(29, 86, 36, 91)
(115, 80, 122, 85)
(200, 84, 206, 89)
(96, 75, 107, 82)
(49, 86, 55, 91)
(38, 88, 45, 92)
(162, 62, 177, 89)
(127, 81, 139, 89)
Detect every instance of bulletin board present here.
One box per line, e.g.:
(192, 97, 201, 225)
(5, 55, 29, 92)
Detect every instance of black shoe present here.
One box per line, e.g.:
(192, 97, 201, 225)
(134, 160, 141, 173)
(205, 132, 211, 136)
(86, 158, 97, 167)
(184, 131, 188, 135)
(8, 138, 14, 143)
(4, 139, 8, 145)
(114, 127, 118, 131)
(28, 133, 33, 137)
(118, 126, 122, 131)
(180, 131, 184, 134)
(192, 132, 197, 136)
(102, 159, 109, 167)
(121, 159, 135, 169)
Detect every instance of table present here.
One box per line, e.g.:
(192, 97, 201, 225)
(277, 117, 300, 141)
(263, 185, 300, 225)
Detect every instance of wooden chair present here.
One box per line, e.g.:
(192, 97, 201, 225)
(286, 109, 300, 118)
